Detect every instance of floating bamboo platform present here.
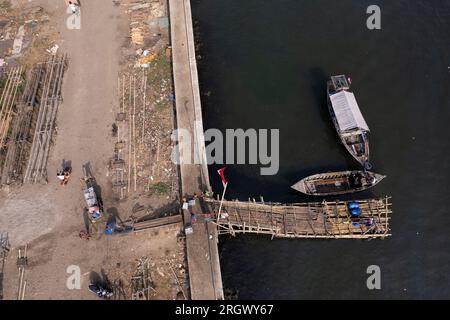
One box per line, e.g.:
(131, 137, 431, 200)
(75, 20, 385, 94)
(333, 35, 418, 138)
(206, 197, 392, 239)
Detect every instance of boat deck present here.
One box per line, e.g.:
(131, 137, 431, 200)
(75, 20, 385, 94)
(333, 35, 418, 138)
(306, 177, 350, 194)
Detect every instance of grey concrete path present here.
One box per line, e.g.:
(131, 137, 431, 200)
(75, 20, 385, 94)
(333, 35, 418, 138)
(169, 0, 223, 300)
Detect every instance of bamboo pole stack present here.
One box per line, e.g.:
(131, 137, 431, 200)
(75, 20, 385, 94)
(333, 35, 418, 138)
(23, 54, 67, 184)
(1, 66, 43, 185)
(111, 74, 126, 199)
(121, 70, 149, 196)
(0, 66, 23, 150)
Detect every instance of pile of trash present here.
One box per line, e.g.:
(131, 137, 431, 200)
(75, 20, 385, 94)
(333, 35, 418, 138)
(135, 48, 156, 68)
(0, 5, 53, 66)
(125, 0, 170, 68)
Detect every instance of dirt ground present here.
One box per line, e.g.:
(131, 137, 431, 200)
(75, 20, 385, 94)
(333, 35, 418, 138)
(0, 0, 186, 300)
(112, 0, 179, 223)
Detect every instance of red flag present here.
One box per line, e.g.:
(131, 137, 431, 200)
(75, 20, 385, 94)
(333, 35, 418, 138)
(217, 167, 228, 188)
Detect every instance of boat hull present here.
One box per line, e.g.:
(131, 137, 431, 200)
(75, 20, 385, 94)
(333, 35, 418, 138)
(291, 170, 385, 196)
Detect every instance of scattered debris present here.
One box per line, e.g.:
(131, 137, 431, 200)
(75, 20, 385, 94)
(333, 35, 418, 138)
(167, 258, 186, 300)
(11, 25, 25, 56)
(112, 0, 178, 218)
(131, 28, 144, 45)
(128, 3, 151, 12)
(0, 4, 57, 66)
(131, 257, 153, 300)
(79, 230, 91, 241)
(46, 44, 59, 55)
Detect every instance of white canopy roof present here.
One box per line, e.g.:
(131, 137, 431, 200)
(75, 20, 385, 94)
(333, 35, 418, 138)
(330, 91, 369, 132)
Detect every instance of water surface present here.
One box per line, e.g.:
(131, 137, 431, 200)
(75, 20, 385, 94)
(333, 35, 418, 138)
(192, 0, 450, 299)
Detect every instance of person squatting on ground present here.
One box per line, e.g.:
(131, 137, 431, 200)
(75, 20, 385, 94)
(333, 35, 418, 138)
(57, 168, 72, 186)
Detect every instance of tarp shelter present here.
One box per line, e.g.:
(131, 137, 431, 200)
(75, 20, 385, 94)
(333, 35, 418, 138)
(329, 91, 369, 132)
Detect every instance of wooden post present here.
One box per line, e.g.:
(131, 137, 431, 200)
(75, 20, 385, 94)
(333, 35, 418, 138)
(127, 74, 132, 193)
(216, 182, 228, 225)
(133, 75, 137, 192)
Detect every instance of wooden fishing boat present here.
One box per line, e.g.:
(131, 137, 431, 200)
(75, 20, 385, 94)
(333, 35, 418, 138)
(291, 170, 385, 196)
(327, 75, 371, 169)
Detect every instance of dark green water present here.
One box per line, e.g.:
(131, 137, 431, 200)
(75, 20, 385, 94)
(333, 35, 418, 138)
(192, 0, 450, 299)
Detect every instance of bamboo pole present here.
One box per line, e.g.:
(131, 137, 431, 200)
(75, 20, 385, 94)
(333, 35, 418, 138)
(215, 182, 228, 225)
(117, 76, 120, 144)
(21, 280, 26, 300)
(133, 74, 137, 192)
(17, 268, 23, 300)
(155, 139, 160, 178)
(122, 74, 125, 114)
(142, 69, 147, 145)
(127, 74, 132, 193)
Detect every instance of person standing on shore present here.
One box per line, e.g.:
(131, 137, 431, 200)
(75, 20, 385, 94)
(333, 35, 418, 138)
(68, 1, 80, 14)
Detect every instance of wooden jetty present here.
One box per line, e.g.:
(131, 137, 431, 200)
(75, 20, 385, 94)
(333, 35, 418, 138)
(206, 197, 392, 239)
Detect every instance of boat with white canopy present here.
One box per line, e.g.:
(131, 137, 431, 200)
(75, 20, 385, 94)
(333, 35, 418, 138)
(327, 75, 371, 169)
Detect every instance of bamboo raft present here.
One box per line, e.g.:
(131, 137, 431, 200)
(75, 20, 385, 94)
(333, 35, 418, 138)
(206, 197, 392, 239)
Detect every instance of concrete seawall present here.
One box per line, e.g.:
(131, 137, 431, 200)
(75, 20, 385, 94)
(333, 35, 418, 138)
(169, 0, 224, 300)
